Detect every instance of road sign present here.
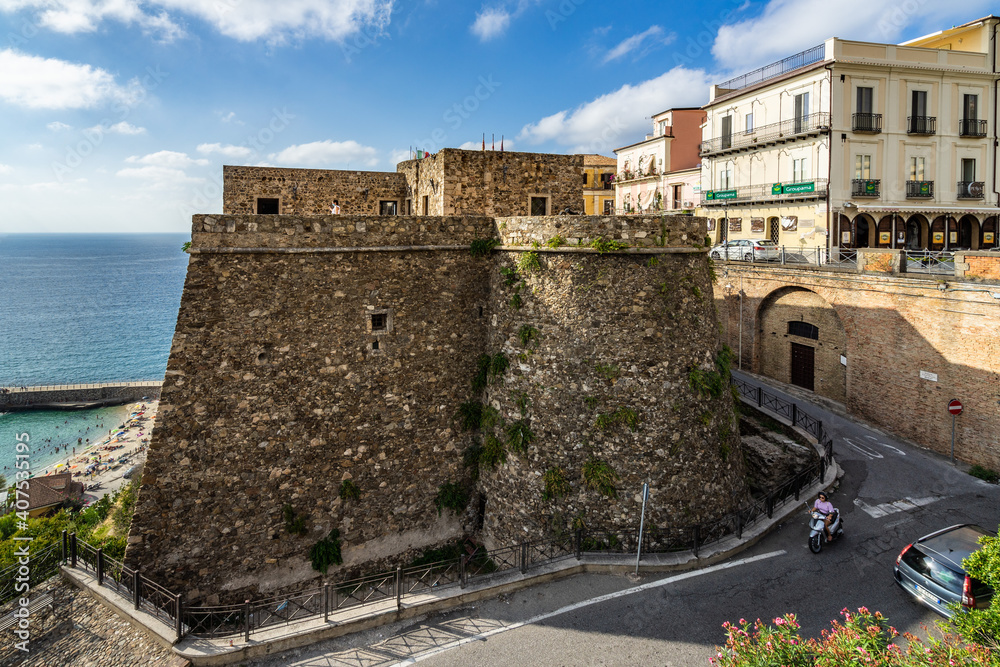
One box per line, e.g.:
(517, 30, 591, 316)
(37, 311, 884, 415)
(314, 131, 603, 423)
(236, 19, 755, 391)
(948, 399, 963, 416)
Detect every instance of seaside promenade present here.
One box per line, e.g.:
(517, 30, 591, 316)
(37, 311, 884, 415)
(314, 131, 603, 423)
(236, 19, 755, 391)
(0, 381, 162, 411)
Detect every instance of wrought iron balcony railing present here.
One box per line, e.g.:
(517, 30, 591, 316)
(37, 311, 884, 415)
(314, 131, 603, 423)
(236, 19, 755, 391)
(959, 119, 987, 137)
(852, 179, 880, 197)
(700, 112, 830, 156)
(957, 181, 985, 199)
(852, 113, 882, 133)
(907, 116, 936, 135)
(905, 181, 933, 198)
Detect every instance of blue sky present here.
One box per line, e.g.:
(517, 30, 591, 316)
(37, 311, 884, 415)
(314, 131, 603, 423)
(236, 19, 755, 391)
(0, 0, 993, 233)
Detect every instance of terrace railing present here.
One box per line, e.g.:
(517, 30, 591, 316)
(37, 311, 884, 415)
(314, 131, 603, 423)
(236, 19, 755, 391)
(714, 44, 826, 93)
(700, 113, 830, 156)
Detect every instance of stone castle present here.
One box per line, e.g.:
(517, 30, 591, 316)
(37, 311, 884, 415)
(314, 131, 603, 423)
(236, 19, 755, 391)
(127, 150, 746, 602)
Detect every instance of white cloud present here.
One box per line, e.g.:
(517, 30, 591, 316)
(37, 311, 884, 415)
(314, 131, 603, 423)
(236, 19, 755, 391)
(471, 7, 510, 41)
(389, 148, 412, 164)
(0, 49, 141, 110)
(125, 150, 209, 168)
(116, 165, 205, 188)
(197, 143, 254, 159)
(519, 67, 713, 153)
(269, 140, 379, 168)
(0, 0, 392, 43)
(103, 121, 146, 135)
(219, 111, 240, 124)
(603, 26, 672, 63)
(46, 121, 72, 131)
(710, 0, 994, 70)
(0, 164, 13, 174)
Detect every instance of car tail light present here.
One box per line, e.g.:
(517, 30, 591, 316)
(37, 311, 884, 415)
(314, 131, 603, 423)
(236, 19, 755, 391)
(753, 244, 763, 250)
(896, 543, 912, 566)
(962, 575, 975, 608)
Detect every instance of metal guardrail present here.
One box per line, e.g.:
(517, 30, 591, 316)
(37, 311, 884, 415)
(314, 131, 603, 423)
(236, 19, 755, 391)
(4, 377, 834, 643)
(700, 113, 830, 156)
(904, 250, 954, 274)
(0, 381, 162, 393)
(715, 44, 825, 93)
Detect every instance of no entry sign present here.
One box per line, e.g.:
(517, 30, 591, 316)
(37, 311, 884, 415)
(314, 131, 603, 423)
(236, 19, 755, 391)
(948, 399, 963, 416)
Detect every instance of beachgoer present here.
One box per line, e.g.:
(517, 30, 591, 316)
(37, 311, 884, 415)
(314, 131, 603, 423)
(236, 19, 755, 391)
(331, 200, 341, 214)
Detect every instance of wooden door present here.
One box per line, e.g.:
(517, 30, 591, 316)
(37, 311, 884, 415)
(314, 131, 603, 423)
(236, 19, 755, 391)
(790, 343, 815, 391)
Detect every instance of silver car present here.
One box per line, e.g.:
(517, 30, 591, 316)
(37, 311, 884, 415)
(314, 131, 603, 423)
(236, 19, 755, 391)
(893, 524, 994, 617)
(709, 239, 780, 262)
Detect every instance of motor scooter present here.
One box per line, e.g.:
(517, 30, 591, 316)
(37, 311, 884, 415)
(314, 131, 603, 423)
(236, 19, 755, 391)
(807, 503, 844, 553)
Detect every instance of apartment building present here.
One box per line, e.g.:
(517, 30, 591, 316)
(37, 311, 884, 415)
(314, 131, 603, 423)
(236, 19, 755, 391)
(581, 154, 617, 214)
(700, 16, 999, 252)
(614, 108, 705, 214)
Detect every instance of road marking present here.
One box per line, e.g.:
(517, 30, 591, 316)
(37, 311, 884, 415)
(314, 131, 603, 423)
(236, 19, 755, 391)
(389, 550, 787, 666)
(854, 496, 942, 518)
(863, 435, 907, 456)
(845, 438, 883, 459)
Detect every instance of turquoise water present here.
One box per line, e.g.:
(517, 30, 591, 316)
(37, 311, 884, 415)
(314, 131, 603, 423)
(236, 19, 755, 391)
(0, 233, 188, 479)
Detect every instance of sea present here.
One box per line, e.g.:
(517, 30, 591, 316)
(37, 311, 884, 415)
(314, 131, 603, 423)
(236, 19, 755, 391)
(0, 233, 189, 479)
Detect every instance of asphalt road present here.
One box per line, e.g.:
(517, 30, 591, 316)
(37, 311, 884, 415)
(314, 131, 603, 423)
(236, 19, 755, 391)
(250, 373, 1000, 667)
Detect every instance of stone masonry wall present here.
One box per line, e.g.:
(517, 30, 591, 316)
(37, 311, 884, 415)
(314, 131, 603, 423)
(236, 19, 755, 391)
(396, 154, 444, 216)
(477, 226, 745, 547)
(222, 165, 408, 216)
(128, 215, 496, 601)
(129, 213, 746, 602)
(714, 265, 1000, 470)
(438, 149, 583, 216)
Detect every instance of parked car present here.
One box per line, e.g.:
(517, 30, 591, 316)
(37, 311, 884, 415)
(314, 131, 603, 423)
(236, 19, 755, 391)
(709, 239, 780, 262)
(893, 524, 994, 617)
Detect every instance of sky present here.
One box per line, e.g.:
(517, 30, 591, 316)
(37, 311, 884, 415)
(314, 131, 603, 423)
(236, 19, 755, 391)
(0, 0, 994, 233)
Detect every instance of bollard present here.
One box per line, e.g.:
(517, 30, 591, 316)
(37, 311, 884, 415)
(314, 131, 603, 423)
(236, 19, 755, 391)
(692, 526, 700, 557)
(396, 566, 403, 611)
(134, 568, 141, 610)
(175, 594, 183, 642)
(61, 530, 67, 563)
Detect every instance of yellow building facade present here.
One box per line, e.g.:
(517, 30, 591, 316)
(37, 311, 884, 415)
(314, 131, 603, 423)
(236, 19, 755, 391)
(581, 154, 617, 215)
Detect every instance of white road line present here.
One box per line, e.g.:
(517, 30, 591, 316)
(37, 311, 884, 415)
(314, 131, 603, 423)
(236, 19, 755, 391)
(389, 550, 787, 666)
(845, 438, 883, 459)
(862, 435, 907, 456)
(854, 496, 943, 518)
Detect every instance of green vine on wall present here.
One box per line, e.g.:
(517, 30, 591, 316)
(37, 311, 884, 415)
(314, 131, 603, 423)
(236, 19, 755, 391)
(518, 325, 539, 349)
(339, 479, 360, 501)
(505, 419, 535, 455)
(582, 457, 619, 498)
(471, 352, 509, 392)
(435, 482, 469, 516)
(499, 266, 519, 286)
(283, 504, 307, 535)
(542, 467, 571, 501)
(589, 237, 628, 253)
(470, 238, 500, 257)
(517, 251, 541, 273)
(309, 529, 343, 573)
(594, 407, 641, 432)
(688, 346, 735, 400)
(545, 236, 565, 248)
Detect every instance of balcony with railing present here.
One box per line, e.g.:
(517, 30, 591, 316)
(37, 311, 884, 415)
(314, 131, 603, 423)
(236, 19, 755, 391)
(852, 113, 882, 133)
(702, 179, 829, 206)
(957, 181, 985, 199)
(907, 116, 936, 135)
(959, 119, 987, 137)
(852, 179, 880, 197)
(700, 112, 830, 156)
(905, 181, 933, 198)
(714, 44, 826, 94)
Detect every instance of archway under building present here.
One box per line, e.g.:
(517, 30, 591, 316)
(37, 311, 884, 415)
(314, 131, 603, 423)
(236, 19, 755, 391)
(930, 216, 957, 250)
(756, 287, 847, 404)
(853, 214, 874, 249)
(905, 214, 928, 250)
(876, 215, 894, 247)
(958, 215, 979, 250)
(982, 216, 997, 249)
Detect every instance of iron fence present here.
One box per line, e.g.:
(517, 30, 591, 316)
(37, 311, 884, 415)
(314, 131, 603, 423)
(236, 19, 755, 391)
(4, 378, 835, 643)
(0, 542, 62, 607)
(904, 250, 954, 274)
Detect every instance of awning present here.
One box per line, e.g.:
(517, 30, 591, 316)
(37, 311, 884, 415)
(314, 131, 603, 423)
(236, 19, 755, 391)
(851, 204, 1000, 216)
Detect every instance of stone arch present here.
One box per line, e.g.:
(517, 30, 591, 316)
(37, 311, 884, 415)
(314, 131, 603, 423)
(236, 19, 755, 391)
(958, 214, 980, 250)
(876, 215, 894, 247)
(755, 286, 847, 403)
(852, 213, 876, 248)
(930, 215, 956, 250)
(904, 213, 929, 250)
(981, 216, 997, 249)
(834, 214, 851, 247)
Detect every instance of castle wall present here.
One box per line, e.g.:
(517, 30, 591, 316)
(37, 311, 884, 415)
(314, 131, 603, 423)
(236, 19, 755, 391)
(129, 213, 745, 602)
(222, 166, 408, 216)
(479, 216, 746, 546)
(128, 215, 495, 601)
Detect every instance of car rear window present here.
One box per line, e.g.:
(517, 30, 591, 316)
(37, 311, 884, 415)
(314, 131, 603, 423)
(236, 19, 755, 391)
(758, 241, 777, 246)
(902, 546, 965, 594)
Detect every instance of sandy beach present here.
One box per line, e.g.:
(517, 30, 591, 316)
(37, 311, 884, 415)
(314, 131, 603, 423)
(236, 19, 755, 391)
(46, 400, 158, 503)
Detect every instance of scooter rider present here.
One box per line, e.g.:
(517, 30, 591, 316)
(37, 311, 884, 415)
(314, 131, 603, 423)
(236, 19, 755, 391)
(813, 491, 835, 542)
